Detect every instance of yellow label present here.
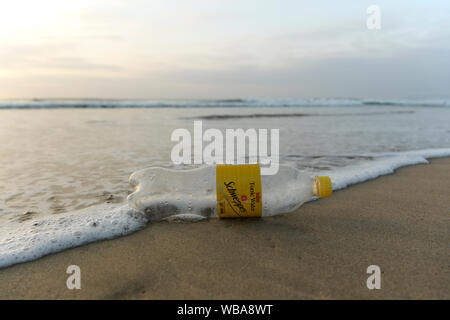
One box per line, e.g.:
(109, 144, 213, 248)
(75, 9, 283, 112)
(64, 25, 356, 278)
(216, 164, 262, 218)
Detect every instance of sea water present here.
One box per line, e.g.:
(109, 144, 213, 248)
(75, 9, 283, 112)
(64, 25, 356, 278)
(0, 100, 449, 268)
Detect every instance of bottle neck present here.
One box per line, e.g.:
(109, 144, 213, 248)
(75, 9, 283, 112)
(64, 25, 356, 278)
(313, 178, 320, 197)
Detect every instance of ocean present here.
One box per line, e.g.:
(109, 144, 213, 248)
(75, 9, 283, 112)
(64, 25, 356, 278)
(0, 99, 449, 268)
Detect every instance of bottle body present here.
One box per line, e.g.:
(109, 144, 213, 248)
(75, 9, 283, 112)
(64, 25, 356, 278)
(128, 165, 318, 221)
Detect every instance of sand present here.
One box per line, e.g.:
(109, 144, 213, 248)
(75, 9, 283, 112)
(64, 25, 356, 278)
(0, 158, 449, 299)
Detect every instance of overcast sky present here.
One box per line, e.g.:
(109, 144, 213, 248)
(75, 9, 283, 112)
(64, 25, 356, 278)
(0, 0, 449, 99)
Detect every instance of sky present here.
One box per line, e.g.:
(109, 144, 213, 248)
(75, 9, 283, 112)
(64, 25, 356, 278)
(0, 0, 449, 99)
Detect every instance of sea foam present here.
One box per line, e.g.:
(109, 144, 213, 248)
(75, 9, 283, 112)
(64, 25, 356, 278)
(0, 204, 146, 269)
(328, 148, 450, 191)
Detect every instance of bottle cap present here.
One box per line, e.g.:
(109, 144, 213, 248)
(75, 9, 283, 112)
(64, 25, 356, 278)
(314, 176, 332, 198)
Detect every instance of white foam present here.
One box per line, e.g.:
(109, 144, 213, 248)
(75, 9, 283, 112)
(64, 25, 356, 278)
(0, 98, 448, 109)
(0, 204, 147, 269)
(327, 148, 450, 191)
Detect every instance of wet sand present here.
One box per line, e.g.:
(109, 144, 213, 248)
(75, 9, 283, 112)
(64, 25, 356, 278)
(0, 158, 449, 299)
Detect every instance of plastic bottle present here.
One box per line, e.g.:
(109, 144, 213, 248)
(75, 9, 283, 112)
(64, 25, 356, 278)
(127, 164, 332, 221)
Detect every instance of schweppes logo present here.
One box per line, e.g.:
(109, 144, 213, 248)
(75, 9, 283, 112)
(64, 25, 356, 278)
(216, 164, 262, 218)
(220, 181, 247, 216)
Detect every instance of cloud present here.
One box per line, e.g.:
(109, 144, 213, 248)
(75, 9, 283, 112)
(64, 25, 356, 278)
(1, 1, 450, 98)
(5, 45, 447, 99)
(37, 57, 122, 71)
(0, 42, 122, 74)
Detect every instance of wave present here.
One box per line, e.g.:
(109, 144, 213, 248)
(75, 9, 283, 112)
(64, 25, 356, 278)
(328, 148, 450, 190)
(0, 98, 449, 109)
(190, 110, 414, 120)
(0, 204, 147, 269)
(1, 148, 449, 269)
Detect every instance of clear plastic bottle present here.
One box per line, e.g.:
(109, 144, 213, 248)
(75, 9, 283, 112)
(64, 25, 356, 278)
(127, 164, 332, 221)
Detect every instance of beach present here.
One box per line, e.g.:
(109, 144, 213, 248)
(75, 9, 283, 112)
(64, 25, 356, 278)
(0, 157, 448, 299)
(1, 0, 449, 304)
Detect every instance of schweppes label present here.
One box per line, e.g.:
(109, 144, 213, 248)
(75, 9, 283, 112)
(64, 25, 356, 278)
(216, 164, 262, 218)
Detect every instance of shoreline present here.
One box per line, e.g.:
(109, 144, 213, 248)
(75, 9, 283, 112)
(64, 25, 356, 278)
(1, 149, 449, 271)
(0, 158, 449, 299)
